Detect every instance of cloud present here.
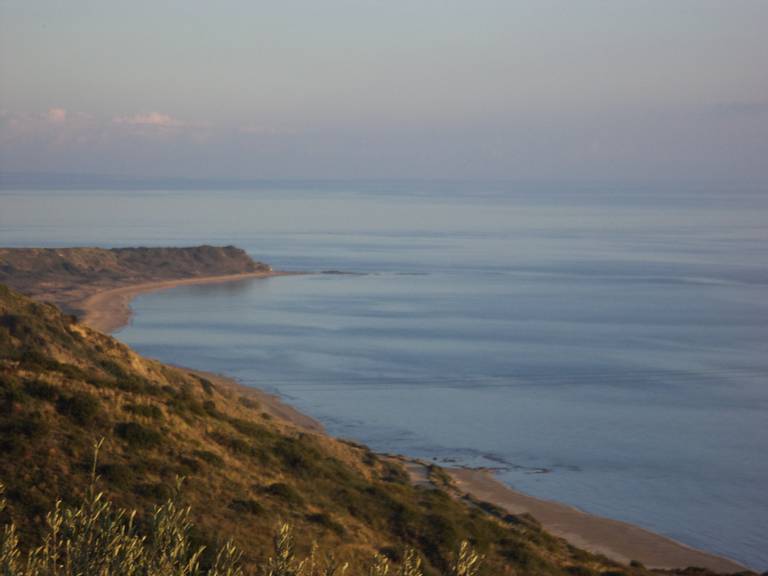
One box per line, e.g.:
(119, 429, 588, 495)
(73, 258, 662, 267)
(47, 108, 68, 123)
(113, 112, 183, 127)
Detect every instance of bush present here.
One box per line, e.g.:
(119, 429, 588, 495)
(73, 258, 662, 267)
(272, 437, 326, 477)
(0, 411, 50, 447)
(0, 476, 486, 576)
(193, 449, 224, 467)
(382, 461, 410, 484)
(24, 380, 59, 401)
(98, 462, 136, 490)
(124, 402, 164, 419)
(0, 380, 26, 411)
(114, 421, 163, 448)
(263, 482, 303, 506)
(501, 540, 551, 572)
(228, 417, 270, 440)
(178, 455, 203, 474)
(306, 512, 345, 536)
(134, 481, 173, 501)
(421, 512, 459, 557)
(197, 376, 216, 396)
(209, 431, 253, 456)
(57, 391, 101, 426)
(238, 396, 259, 410)
(203, 400, 222, 418)
(229, 498, 265, 516)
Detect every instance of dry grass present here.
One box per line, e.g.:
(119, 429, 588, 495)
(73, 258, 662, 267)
(0, 283, 667, 576)
(1, 464, 484, 576)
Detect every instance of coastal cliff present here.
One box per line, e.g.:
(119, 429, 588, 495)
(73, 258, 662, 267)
(0, 245, 270, 316)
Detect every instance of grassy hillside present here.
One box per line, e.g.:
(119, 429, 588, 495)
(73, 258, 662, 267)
(0, 284, 749, 575)
(0, 246, 269, 313)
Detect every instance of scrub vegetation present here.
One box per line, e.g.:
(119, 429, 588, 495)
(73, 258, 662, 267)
(0, 284, 751, 575)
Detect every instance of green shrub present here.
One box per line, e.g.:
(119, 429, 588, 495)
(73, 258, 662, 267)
(0, 411, 50, 450)
(178, 455, 203, 474)
(134, 481, 173, 501)
(0, 380, 25, 410)
(382, 461, 410, 484)
(238, 396, 259, 410)
(125, 402, 164, 419)
(306, 512, 345, 536)
(263, 482, 303, 506)
(0, 475, 489, 576)
(421, 512, 459, 558)
(229, 498, 265, 516)
(57, 391, 101, 426)
(228, 416, 271, 440)
(100, 359, 160, 395)
(209, 430, 254, 456)
(501, 540, 551, 572)
(193, 449, 224, 467)
(272, 436, 327, 477)
(203, 400, 223, 418)
(98, 462, 136, 489)
(197, 376, 216, 396)
(165, 384, 207, 417)
(114, 421, 163, 448)
(23, 380, 59, 401)
(362, 450, 378, 466)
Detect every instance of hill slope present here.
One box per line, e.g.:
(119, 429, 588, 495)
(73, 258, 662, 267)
(0, 284, 605, 574)
(0, 285, 752, 575)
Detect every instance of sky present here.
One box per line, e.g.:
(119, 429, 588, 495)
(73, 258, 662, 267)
(0, 0, 767, 184)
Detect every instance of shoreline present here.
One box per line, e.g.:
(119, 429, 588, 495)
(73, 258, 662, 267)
(74, 274, 752, 573)
(446, 467, 748, 573)
(76, 271, 297, 333)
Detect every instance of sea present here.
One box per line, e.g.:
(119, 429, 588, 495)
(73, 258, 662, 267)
(1, 181, 766, 569)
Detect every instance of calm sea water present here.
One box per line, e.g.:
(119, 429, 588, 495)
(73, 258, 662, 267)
(1, 182, 766, 569)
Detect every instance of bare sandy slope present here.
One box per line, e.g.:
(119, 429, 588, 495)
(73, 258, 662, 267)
(77, 271, 294, 333)
(448, 468, 748, 572)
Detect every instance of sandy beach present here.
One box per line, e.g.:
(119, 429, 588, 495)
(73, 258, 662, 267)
(76, 271, 294, 333)
(447, 468, 748, 572)
(73, 274, 752, 573)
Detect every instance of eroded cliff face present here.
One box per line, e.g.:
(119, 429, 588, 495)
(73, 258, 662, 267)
(0, 245, 270, 311)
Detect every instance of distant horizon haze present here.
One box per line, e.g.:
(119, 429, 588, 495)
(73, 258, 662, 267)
(1, 1, 767, 185)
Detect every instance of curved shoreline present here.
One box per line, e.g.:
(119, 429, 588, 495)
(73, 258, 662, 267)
(447, 468, 748, 572)
(74, 274, 752, 573)
(76, 271, 296, 333)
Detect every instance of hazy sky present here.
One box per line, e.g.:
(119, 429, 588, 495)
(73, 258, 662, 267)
(1, 0, 766, 183)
